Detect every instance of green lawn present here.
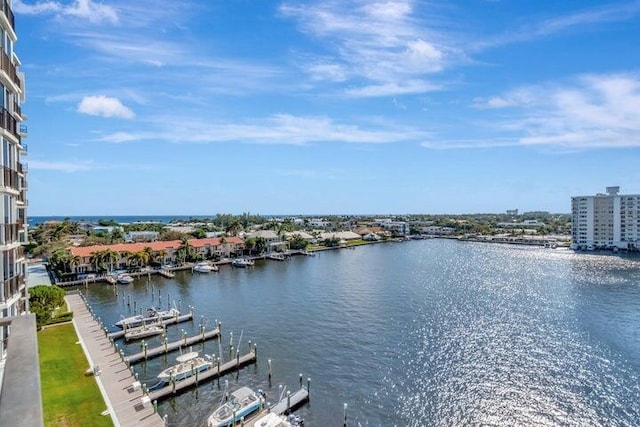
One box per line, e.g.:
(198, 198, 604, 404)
(38, 323, 113, 427)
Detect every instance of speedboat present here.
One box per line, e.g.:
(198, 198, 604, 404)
(193, 262, 219, 273)
(116, 273, 134, 284)
(157, 352, 213, 383)
(207, 387, 264, 427)
(231, 258, 254, 268)
(115, 307, 180, 328)
(253, 413, 304, 427)
(124, 324, 164, 341)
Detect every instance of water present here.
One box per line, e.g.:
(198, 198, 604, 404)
(79, 240, 640, 426)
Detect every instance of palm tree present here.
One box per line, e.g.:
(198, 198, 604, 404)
(178, 237, 194, 262)
(244, 237, 256, 256)
(103, 249, 120, 272)
(69, 254, 82, 274)
(155, 249, 167, 265)
(255, 237, 268, 255)
(225, 220, 242, 237)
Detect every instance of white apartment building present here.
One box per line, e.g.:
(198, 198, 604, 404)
(0, 0, 28, 358)
(571, 186, 640, 250)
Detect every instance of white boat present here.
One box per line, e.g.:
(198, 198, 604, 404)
(253, 413, 304, 427)
(116, 273, 134, 284)
(124, 324, 164, 341)
(570, 243, 579, 250)
(157, 352, 213, 383)
(193, 262, 219, 273)
(232, 258, 254, 268)
(267, 253, 287, 261)
(207, 387, 264, 427)
(115, 307, 180, 328)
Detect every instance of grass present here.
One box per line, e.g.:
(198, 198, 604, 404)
(38, 323, 113, 427)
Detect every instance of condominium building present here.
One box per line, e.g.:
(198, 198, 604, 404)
(571, 187, 640, 250)
(0, 0, 28, 358)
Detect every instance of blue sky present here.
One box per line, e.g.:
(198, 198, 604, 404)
(15, 0, 640, 215)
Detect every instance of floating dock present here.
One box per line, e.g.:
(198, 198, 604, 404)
(144, 348, 257, 402)
(108, 312, 194, 340)
(125, 326, 221, 364)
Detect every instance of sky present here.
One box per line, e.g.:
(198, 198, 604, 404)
(14, 0, 640, 215)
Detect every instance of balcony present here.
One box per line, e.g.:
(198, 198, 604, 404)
(0, 49, 19, 90)
(0, 0, 14, 32)
(0, 223, 20, 245)
(0, 107, 18, 140)
(19, 124, 27, 136)
(2, 166, 19, 191)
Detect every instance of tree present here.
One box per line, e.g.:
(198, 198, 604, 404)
(225, 220, 242, 236)
(244, 237, 256, 255)
(29, 285, 66, 327)
(255, 237, 268, 255)
(289, 234, 309, 250)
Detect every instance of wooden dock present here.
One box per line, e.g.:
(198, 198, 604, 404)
(145, 348, 257, 402)
(109, 312, 194, 340)
(66, 293, 164, 427)
(125, 326, 221, 364)
(158, 269, 175, 278)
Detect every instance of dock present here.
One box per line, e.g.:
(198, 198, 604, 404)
(145, 348, 257, 402)
(157, 269, 175, 278)
(125, 326, 221, 364)
(108, 312, 194, 340)
(66, 292, 164, 427)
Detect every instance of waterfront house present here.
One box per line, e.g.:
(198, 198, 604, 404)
(244, 230, 288, 252)
(68, 237, 245, 273)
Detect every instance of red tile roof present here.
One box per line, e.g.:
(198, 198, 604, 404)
(69, 237, 244, 257)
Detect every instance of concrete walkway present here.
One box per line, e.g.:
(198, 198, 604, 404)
(66, 293, 164, 427)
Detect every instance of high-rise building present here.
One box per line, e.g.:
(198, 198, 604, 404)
(571, 186, 640, 250)
(0, 0, 28, 359)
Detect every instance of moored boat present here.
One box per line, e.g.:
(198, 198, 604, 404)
(116, 273, 134, 284)
(115, 307, 180, 328)
(193, 262, 219, 273)
(157, 352, 213, 383)
(124, 324, 164, 341)
(207, 386, 264, 427)
(232, 258, 254, 268)
(253, 413, 304, 427)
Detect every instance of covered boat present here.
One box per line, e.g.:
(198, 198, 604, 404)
(157, 352, 213, 383)
(115, 307, 179, 328)
(124, 324, 164, 341)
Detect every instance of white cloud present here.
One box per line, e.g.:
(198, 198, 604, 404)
(458, 72, 640, 150)
(14, 0, 119, 24)
(99, 114, 428, 145)
(77, 96, 135, 119)
(306, 62, 349, 82)
(281, 0, 449, 96)
(473, 2, 640, 50)
(28, 160, 95, 172)
(346, 80, 441, 97)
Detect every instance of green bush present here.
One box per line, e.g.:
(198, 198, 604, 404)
(44, 312, 74, 326)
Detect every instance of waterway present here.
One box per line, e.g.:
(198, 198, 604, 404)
(79, 239, 640, 426)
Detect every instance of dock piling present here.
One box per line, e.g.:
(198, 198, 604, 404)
(343, 403, 348, 426)
(268, 359, 272, 385)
